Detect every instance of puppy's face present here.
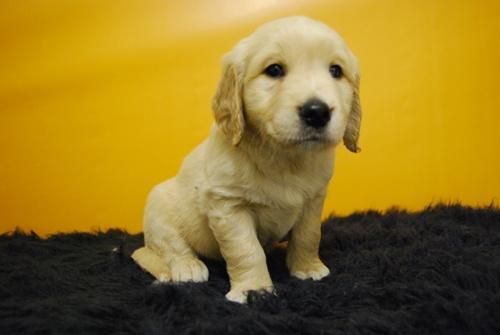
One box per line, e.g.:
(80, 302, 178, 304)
(213, 16, 361, 152)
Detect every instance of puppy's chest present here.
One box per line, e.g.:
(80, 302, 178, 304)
(254, 204, 301, 245)
(247, 177, 315, 243)
(256, 178, 307, 206)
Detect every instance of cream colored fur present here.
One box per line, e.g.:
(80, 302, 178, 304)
(132, 16, 361, 303)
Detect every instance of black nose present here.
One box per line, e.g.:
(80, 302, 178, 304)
(299, 99, 332, 129)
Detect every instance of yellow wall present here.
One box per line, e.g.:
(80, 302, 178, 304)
(1, 0, 499, 235)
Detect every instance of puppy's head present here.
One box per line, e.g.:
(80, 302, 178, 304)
(212, 16, 361, 152)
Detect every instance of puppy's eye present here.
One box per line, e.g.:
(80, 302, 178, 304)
(329, 65, 343, 79)
(264, 64, 285, 78)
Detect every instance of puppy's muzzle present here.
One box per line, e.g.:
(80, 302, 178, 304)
(299, 99, 332, 129)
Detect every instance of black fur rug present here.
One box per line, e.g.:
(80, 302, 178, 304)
(1, 204, 499, 335)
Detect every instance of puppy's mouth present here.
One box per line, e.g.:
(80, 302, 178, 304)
(263, 123, 334, 147)
(286, 133, 329, 145)
(302, 135, 323, 142)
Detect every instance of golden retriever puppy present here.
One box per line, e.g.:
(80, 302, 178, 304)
(132, 16, 361, 303)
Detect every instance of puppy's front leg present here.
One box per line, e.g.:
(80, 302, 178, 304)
(287, 194, 330, 280)
(208, 204, 273, 303)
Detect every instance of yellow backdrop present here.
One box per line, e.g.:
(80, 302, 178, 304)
(1, 0, 499, 235)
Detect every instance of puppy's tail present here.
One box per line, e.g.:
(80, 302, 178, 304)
(131, 247, 171, 282)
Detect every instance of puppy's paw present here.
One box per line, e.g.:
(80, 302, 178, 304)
(225, 284, 274, 304)
(153, 272, 171, 284)
(171, 257, 209, 283)
(225, 289, 248, 304)
(290, 259, 330, 281)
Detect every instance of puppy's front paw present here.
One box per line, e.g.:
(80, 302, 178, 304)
(289, 259, 330, 281)
(225, 289, 248, 304)
(225, 284, 274, 304)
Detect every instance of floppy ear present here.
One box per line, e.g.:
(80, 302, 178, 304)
(212, 61, 245, 146)
(343, 73, 362, 153)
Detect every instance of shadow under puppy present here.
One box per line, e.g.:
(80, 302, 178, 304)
(132, 16, 362, 303)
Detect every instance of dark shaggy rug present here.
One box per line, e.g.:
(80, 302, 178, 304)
(1, 204, 500, 335)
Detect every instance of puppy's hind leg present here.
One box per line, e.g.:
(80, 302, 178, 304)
(131, 246, 171, 282)
(145, 217, 209, 283)
(140, 180, 209, 283)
